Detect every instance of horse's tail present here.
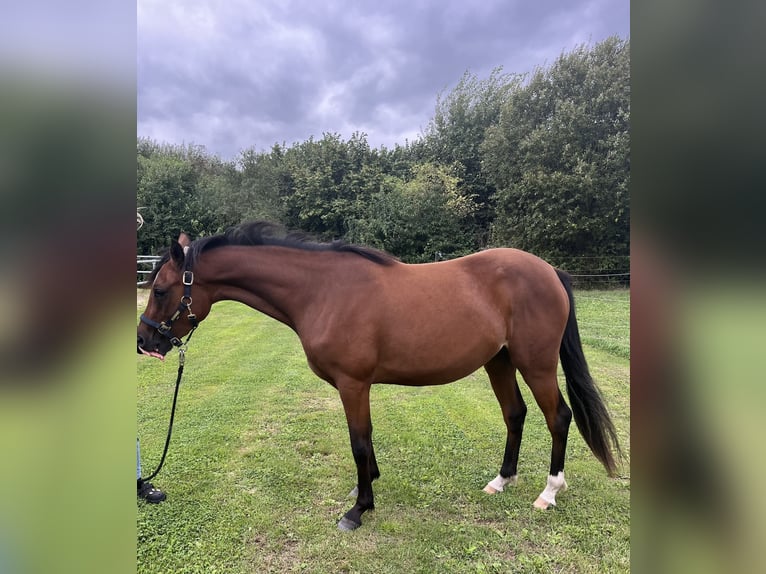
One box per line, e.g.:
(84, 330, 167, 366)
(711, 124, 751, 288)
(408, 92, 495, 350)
(555, 269, 621, 476)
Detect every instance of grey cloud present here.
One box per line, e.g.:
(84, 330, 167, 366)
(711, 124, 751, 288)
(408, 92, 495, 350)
(138, 0, 629, 159)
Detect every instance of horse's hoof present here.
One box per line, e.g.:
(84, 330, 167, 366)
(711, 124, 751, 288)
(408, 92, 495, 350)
(348, 485, 359, 498)
(483, 474, 517, 494)
(337, 516, 361, 531)
(533, 496, 555, 510)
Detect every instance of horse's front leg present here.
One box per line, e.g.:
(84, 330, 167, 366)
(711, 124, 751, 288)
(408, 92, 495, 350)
(337, 378, 375, 531)
(348, 442, 380, 497)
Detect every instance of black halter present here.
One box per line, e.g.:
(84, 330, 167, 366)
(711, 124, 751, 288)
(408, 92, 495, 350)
(140, 268, 199, 347)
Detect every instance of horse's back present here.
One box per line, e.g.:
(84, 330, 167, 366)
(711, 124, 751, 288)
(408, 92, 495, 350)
(393, 248, 567, 316)
(358, 248, 569, 385)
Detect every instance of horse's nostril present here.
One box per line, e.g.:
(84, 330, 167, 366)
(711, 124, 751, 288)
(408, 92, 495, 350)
(137, 335, 145, 348)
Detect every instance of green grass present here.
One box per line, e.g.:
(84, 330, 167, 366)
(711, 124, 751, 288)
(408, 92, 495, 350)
(137, 289, 629, 573)
(574, 289, 630, 359)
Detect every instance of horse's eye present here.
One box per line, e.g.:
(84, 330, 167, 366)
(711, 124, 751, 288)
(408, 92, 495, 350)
(153, 288, 166, 298)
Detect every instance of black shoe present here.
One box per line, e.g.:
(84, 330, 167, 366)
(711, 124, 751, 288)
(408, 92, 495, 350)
(138, 480, 166, 503)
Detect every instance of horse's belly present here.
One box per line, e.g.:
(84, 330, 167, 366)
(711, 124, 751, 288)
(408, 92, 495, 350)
(375, 353, 499, 386)
(374, 325, 504, 386)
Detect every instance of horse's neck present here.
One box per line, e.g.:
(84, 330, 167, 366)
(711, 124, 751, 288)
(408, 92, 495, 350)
(203, 246, 328, 329)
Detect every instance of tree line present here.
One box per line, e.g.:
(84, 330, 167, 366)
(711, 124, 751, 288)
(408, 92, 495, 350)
(138, 36, 629, 276)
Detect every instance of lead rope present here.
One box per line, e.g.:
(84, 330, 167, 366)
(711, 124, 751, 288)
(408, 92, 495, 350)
(138, 327, 197, 487)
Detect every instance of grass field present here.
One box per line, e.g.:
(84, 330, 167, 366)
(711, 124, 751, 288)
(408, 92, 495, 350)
(137, 289, 629, 573)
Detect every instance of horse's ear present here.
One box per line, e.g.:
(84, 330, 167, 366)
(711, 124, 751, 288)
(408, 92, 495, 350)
(170, 240, 185, 268)
(177, 232, 191, 248)
(170, 232, 192, 267)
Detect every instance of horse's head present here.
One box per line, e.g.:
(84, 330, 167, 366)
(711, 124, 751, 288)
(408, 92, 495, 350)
(137, 233, 212, 360)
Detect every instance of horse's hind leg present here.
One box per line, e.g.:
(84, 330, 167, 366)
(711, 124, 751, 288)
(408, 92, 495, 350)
(483, 348, 527, 494)
(521, 366, 572, 509)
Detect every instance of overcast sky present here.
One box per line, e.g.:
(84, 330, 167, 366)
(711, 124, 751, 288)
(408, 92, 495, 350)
(138, 0, 629, 161)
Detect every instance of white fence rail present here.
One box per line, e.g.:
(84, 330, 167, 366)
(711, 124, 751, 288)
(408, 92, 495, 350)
(137, 255, 162, 285)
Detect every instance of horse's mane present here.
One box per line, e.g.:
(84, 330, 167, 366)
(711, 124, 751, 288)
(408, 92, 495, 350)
(145, 222, 396, 285)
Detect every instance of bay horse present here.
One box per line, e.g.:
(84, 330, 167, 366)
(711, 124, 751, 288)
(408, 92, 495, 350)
(137, 222, 620, 531)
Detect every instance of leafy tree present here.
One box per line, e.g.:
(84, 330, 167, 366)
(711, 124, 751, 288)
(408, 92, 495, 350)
(378, 142, 416, 181)
(199, 143, 288, 230)
(137, 153, 200, 254)
(280, 132, 384, 239)
(137, 139, 223, 253)
(421, 68, 521, 247)
(483, 37, 630, 267)
(194, 159, 242, 232)
(348, 163, 476, 262)
(136, 38, 630, 272)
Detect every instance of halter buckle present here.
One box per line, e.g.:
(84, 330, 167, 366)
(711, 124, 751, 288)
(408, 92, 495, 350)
(182, 270, 194, 285)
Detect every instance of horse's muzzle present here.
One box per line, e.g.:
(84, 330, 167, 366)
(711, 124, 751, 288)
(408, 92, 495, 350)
(137, 335, 168, 360)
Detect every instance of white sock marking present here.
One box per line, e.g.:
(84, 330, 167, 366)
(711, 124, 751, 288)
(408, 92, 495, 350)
(483, 473, 517, 493)
(535, 471, 567, 507)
